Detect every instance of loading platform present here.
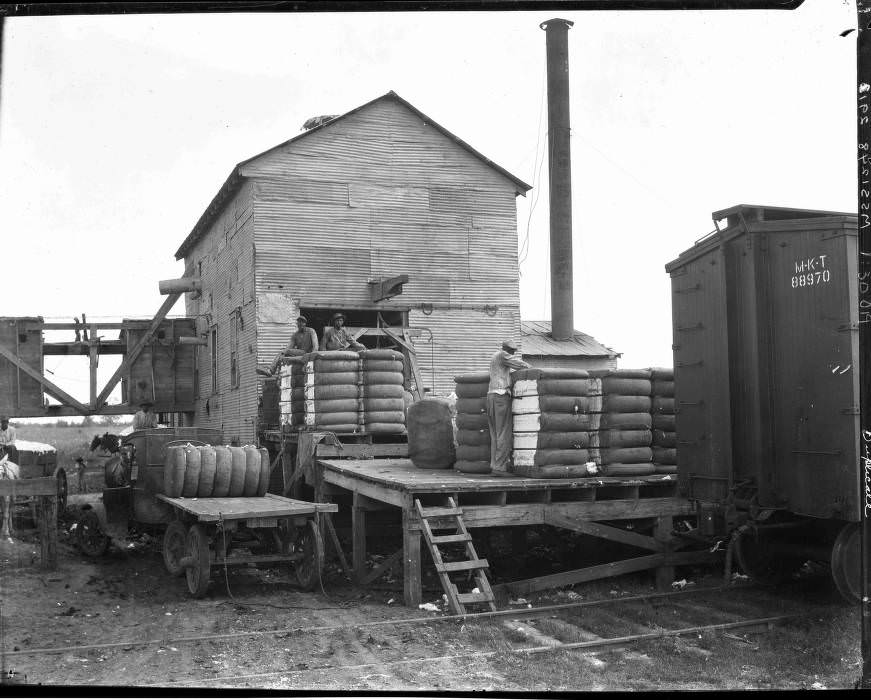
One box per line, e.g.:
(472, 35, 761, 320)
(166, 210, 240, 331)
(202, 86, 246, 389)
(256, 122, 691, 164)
(313, 449, 708, 607)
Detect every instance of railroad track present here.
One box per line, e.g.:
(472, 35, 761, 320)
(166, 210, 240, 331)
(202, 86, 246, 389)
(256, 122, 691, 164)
(4, 584, 812, 687)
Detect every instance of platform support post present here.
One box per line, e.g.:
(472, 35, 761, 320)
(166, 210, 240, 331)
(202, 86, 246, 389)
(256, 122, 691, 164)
(402, 509, 422, 607)
(352, 492, 367, 583)
(654, 515, 674, 591)
(37, 495, 58, 569)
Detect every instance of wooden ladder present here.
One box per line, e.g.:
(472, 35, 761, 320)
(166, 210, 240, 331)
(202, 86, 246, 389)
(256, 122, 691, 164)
(414, 497, 497, 615)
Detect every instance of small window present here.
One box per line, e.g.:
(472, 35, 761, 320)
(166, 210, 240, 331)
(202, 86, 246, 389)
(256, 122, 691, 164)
(210, 325, 218, 394)
(230, 309, 240, 389)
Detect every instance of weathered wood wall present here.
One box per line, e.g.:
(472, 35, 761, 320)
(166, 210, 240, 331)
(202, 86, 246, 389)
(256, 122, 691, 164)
(0, 317, 45, 414)
(122, 318, 198, 410)
(246, 98, 523, 396)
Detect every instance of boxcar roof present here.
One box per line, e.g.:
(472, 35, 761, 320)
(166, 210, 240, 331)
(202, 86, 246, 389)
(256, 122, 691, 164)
(519, 320, 620, 358)
(175, 91, 532, 260)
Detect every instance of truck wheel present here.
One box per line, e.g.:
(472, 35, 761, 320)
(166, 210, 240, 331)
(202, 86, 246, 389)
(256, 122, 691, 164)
(77, 509, 110, 557)
(185, 524, 211, 598)
(163, 521, 187, 577)
(294, 519, 324, 591)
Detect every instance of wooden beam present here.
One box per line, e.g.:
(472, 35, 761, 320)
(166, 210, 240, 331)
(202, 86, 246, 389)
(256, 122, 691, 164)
(89, 337, 99, 409)
(0, 477, 57, 497)
(544, 513, 663, 552)
(359, 548, 403, 586)
(315, 443, 409, 459)
(43, 341, 126, 356)
(94, 290, 183, 408)
(0, 344, 90, 414)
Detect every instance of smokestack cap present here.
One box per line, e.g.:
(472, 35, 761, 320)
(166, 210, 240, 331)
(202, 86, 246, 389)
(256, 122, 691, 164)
(540, 18, 574, 31)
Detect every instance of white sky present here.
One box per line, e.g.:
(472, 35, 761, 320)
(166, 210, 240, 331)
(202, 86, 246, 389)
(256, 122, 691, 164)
(0, 1, 858, 407)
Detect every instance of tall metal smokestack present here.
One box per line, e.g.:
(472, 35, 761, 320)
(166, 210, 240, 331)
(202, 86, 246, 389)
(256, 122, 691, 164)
(540, 18, 574, 341)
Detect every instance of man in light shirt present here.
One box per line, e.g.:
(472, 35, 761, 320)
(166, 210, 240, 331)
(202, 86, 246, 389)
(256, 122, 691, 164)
(132, 401, 158, 430)
(0, 415, 16, 453)
(487, 340, 530, 474)
(320, 312, 364, 352)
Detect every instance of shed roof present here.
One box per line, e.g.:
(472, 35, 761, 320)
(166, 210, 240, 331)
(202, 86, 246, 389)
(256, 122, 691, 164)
(175, 91, 532, 260)
(519, 320, 620, 358)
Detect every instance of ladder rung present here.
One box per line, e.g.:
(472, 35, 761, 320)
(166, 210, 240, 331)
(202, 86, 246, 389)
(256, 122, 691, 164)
(436, 558, 489, 573)
(419, 506, 463, 518)
(457, 591, 494, 604)
(431, 534, 472, 544)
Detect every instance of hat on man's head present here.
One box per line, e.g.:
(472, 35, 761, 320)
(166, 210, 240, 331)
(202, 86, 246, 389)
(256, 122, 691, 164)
(296, 315, 308, 323)
(140, 400, 154, 408)
(0, 415, 8, 422)
(332, 312, 345, 322)
(502, 339, 519, 352)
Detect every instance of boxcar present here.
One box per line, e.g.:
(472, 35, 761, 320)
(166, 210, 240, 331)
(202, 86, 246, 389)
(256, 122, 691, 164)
(665, 204, 860, 601)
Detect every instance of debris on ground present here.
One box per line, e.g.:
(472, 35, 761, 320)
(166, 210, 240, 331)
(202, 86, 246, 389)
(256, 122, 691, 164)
(418, 602, 440, 612)
(671, 579, 695, 590)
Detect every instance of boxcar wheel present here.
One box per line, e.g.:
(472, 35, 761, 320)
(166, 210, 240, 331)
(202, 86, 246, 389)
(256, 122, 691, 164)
(77, 509, 110, 557)
(185, 524, 211, 598)
(735, 527, 802, 585)
(831, 523, 859, 605)
(294, 519, 324, 591)
(163, 521, 187, 577)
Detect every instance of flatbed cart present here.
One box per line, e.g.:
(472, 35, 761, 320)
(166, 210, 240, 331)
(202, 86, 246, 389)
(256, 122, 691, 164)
(156, 493, 337, 597)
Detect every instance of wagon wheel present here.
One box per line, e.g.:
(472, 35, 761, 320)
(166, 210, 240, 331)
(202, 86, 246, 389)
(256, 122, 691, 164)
(294, 519, 324, 591)
(77, 509, 110, 558)
(734, 527, 802, 586)
(185, 523, 212, 598)
(163, 521, 187, 577)
(831, 522, 860, 605)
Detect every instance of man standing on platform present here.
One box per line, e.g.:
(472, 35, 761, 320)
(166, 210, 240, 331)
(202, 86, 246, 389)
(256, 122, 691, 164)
(487, 340, 530, 474)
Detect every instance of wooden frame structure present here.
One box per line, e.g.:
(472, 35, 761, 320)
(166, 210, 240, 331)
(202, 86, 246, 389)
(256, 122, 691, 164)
(0, 277, 205, 417)
(311, 446, 710, 607)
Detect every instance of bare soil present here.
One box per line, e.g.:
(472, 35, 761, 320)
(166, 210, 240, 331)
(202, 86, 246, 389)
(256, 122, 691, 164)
(0, 499, 862, 691)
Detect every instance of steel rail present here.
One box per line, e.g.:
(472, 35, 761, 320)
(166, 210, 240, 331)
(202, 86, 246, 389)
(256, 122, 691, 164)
(3, 584, 748, 659)
(154, 613, 804, 687)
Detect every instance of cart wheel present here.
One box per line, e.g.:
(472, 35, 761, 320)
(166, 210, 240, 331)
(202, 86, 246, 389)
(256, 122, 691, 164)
(77, 509, 110, 557)
(163, 521, 187, 577)
(185, 524, 211, 598)
(294, 519, 324, 591)
(831, 522, 859, 605)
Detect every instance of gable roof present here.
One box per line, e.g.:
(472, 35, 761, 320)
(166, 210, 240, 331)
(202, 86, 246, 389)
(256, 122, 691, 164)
(520, 320, 620, 358)
(175, 91, 532, 260)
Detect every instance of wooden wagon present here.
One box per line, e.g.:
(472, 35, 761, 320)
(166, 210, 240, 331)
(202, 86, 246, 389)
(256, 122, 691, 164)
(76, 427, 337, 597)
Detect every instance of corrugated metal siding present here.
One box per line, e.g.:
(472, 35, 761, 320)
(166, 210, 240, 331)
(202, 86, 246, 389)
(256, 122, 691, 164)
(182, 180, 259, 444)
(409, 306, 521, 397)
(250, 97, 522, 393)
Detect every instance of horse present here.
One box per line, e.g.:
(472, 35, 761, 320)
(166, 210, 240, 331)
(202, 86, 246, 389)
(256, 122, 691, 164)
(89, 434, 128, 488)
(0, 452, 21, 541)
(89, 433, 122, 455)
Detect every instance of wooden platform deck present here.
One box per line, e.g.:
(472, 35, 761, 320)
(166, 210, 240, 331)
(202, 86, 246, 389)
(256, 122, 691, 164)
(156, 493, 337, 523)
(316, 457, 699, 607)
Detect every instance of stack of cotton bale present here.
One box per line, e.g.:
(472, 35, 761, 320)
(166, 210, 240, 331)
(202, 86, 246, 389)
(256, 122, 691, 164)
(163, 444, 270, 497)
(588, 369, 656, 476)
(453, 372, 491, 474)
(276, 349, 306, 428)
(359, 349, 407, 434)
(649, 367, 677, 474)
(510, 368, 594, 478)
(289, 351, 362, 433)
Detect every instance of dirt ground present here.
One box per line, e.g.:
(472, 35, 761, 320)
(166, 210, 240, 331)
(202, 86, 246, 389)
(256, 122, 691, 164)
(0, 494, 863, 692)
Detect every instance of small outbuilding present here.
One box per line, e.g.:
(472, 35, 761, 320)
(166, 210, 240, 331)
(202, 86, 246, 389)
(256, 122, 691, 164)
(519, 320, 620, 372)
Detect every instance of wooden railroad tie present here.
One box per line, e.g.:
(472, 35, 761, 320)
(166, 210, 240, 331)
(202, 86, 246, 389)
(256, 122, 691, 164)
(414, 496, 496, 615)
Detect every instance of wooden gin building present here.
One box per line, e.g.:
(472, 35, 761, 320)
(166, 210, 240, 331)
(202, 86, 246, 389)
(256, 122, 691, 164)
(175, 92, 531, 444)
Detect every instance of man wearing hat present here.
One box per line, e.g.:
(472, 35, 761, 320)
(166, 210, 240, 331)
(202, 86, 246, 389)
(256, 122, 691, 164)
(487, 340, 530, 474)
(0, 415, 17, 462)
(132, 401, 158, 430)
(270, 316, 320, 373)
(320, 312, 364, 352)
